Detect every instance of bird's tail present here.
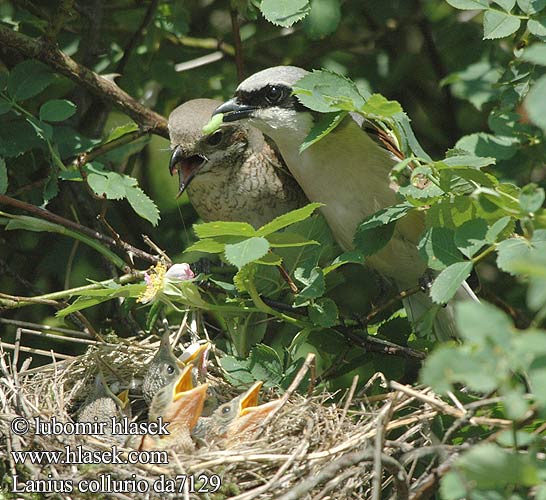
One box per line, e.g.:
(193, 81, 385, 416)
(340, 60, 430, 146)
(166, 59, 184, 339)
(403, 281, 479, 342)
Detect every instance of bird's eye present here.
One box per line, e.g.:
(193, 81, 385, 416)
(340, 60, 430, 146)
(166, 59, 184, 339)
(265, 85, 284, 104)
(221, 405, 231, 415)
(206, 130, 223, 146)
(166, 364, 175, 375)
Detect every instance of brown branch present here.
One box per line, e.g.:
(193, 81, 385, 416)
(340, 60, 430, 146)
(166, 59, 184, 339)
(0, 25, 168, 138)
(0, 194, 159, 264)
(230, 8, 245, 82)
(115, 0, 160, 75)
(366, 285, 422, 324)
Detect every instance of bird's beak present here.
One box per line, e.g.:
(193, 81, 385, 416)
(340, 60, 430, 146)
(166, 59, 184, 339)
(179, 341, 211, 377)
(213, 98, 256, 122)
(169, 145, 206, 198)
(238, 381, 263, 416)
(166, 365, 209, 431)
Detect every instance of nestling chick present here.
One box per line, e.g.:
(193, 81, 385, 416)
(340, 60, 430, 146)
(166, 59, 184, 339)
(168, 98, 308, 228)
(139, 365, 209, 453)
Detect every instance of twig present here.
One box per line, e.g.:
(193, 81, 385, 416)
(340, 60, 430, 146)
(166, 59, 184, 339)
(0, 194, 159, 264)
(372, 400, 396, 500)
(0, 341, 75, 360)
(366, 286, 421, 324)
(0, 318, 94, 339)
(277, 448, 408, 500)
(0, 25, 168, 137)
(230, 8, 245, 81)
(409, 451, 460, 500)
(115, 0, 160, 75)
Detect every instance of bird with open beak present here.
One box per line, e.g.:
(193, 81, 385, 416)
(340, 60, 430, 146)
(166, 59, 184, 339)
(139, 364, 209, 452)
(168, 98, 308, 228)
(212, 66, 479, 341)
(142, 331, 209, 416)
(193, 381, 281, 447)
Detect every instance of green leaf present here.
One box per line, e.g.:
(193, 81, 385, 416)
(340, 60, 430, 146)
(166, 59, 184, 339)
(39, 99, 77, 122)
(0, 100, 12, 116)
(323, 250, 365, 274)
(483, 9, 521, 39)
(453, 444, 540, 489)
(360, 93, 403, 118)
(430, 261, 473, 304)
(520, 184, 545, 213)
(185, 238, 226, 254)
(300, 111, 347, 152)
(354, 203, 414, 257)
(260, 0, 310, 27)
(497, 230, 546, 275)
(455, 133, 519, 161)
(302, 0, 341, 39)
(125, 184, 160, 226)
(219, 356, 256, 386)
(442, 154, 496, 169)
(0, 158, 7, 195)
(309, 297, 338, 327)
(455, 301, 513, 345)
(525, 75, 546, 133)
(194, 220, 256, 238)
(248, 344, 284, 385)
(293, 69, 366, 112)
(224, 237, 270, 269)
(528, 14, 546, 35)
(517, 0, 546, 14)
(255, 252, 283, 265)
(485, 216, 513, 243)
(454, 218, 488, 258)
(7, 60, 54, 101)
(266, 232, 319, 248)
(294, 266, 325, 305)
(256, 202, 322, 236)
(522, 44, 546, 65)
(445, 0, 488, 9)
(104, 122, 140, 142)
(418, 227, 463, 271)
(493, 0, 516, 9)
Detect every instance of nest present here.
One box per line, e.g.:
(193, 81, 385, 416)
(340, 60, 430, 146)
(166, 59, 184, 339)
(0, 332, 510, 500)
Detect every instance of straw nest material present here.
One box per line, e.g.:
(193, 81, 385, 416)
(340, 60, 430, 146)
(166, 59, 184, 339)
(0, 332, 511, 500)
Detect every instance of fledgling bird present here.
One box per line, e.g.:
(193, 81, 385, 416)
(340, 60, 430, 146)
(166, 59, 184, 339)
(213, 66, 478, 340)
(168, 98, 308, 228)
(77, 373, 131, 442)
(142, 332, 209, 411)
(193, 381, 281, 446)
(139, 365, 209, 452)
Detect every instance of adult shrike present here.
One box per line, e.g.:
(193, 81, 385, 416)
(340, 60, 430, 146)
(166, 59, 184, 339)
(213, 66, 477, 340)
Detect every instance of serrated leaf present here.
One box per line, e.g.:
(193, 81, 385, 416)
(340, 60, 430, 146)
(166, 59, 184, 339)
(454, 218, 488, 258)
(445, 0, 488, 9)
(483, 9, 521, 39)
(520, 183, 545, 213)
(309, 297, 338, 327)
(323, 250, 365, 274)
(497, 230, 546, 275)
(418, 227, 464, 270)
(302, 0, 340, 39)
(260, 0, 310, 27)
(354, 203, 414, 257)
(255, 252, 283, 265)
(525, 75, 546, 133)
(7, 60, 54, 101)
(493, 0, 516, 10)
(300, 111, 347, 152)
(293, 69, 366, 113)
(125, 184, 160, 226)
(105, 122, 140, 142)
(266, 232, 319, 248)
(441, 154, 496, 169)
(455, 132, 519, 161)
(430, 261, 473, 304)
(522, 43, 546, 65)
(528, 14, 546, 35)
(0, 158, 7, 195)
(485, 216, 513, 243)
(194, 220, 256, 239)
(294, 266, 325, 305)
(224, 237, 270, 269)
(517, 0, 546, 14)
(256, 202, 322, 236)
(39, 99, 77, 122)
(185, 239, 226, 254)
(360, 93, 403, 118)
(455, 301, 513, 345)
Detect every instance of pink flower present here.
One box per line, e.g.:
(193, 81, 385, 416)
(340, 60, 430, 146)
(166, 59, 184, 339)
(165, 263, 195, 281)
